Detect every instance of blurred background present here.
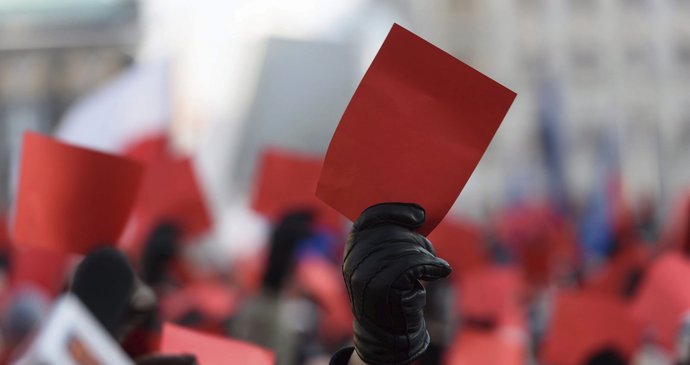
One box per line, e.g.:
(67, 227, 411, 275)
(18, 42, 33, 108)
(2, 0, 689, 222)
(1, 0, 690, 364)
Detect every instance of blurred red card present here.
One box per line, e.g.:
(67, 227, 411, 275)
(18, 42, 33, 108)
(631, 252, 690, 350)
(251, 148, 343, 231)
(296, 257, 353, 340)
(585, 243, 650, 297)
(160, 280, 238, 322)
(459, 266, 525, 327)
(122, 135, 212, 249)
(446, 329, 526, 365)
(13, 132, 144, 254)
(10, 245, 70, 297)
(159, 323, 274, 365)
(316, 24, 516, 235)
(541, 290, 642, 365)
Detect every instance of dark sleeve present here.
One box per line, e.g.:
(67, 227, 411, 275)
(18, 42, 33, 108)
(330, 347, 355, 365)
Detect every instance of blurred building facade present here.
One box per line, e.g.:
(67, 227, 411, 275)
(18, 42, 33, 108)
(0, 0, 137, 207)
(1, 0, 689, 223)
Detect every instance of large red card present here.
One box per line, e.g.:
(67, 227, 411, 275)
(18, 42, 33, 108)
(13, 132, 144, 254)
(159, 322, 275, 365)
(251, 148, 343, 231)
(540, 290, 642, 365)
(316, 24, 516, 235)
(630, 252, 690, 350)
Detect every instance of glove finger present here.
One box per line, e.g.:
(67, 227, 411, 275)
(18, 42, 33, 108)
(354, 203, 425, 232)
(392, 251, 451, 290)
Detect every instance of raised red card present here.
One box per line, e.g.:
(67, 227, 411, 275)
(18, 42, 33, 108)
(159, 322, 274, 365)
(630, 252, 690, 350)
(541, 289, 642, 365)
(251, 148, 343, 231)
(316, 24, 516, 235)
(13, 132, 144, 254)
(121, 135, 212, 250)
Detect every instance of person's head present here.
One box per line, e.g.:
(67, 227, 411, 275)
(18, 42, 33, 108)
(71, 247, 156, 341)
(262, 209, 314, 292)
(141, 221, 182, 287)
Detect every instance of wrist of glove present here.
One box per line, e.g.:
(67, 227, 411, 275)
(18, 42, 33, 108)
(342, 203, 451, 365)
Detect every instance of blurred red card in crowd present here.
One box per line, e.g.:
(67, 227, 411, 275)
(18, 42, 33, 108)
(631, 252, 690, 350)
(296, 257, 353, 340)
(159, 323, 274, 365)
(251, 148, 343, 231)
(13, 131, 144, 254)
(122, 135, 212, 249)
(541, 290, 642, 365)
(160, 280, 238, 323)
(316, 24, 516, 235)
(585, 243, 651, 298)
(459, 266, 525, 328)
(428, 217, 487, 279)
(446, 329, 526, 365)
(10, 245, 70, 297)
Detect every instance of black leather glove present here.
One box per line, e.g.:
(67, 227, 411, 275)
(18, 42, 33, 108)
(342, 203, 451, 365)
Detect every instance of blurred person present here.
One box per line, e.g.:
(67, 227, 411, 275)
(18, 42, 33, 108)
(70, 247, 196, 365)
(230, 210, 316, 365)
(330, 203, 451, 365)
(140, 221, 184, 290)
(0, 287, 50, 363)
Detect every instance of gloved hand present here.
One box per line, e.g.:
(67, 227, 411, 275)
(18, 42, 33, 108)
(342, 203, 451, 365)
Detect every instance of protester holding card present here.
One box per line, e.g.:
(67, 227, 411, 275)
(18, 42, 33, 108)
(314, 23, 515, 365)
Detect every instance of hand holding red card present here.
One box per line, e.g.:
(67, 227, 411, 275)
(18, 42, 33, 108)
(13, 131, 144, 254)
(316, 24, 516, 234)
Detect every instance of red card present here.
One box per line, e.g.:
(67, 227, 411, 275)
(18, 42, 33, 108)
(494, 203, 580, 287)
(540, 290, 642, 365)
(122, 135, 212, 249)
(159, 322, 274, 365)
(10, 245, 70, 297)
(13, 132, 144, 254)
(458, 266, 525, 327)
(316, 24, 516, 235)
(446, 329, 526, 365)
(295, 257, 353, 340)
(585, 243, 651, 297)
(630, 252, 690, 350)
(251, 148, 343, 231)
